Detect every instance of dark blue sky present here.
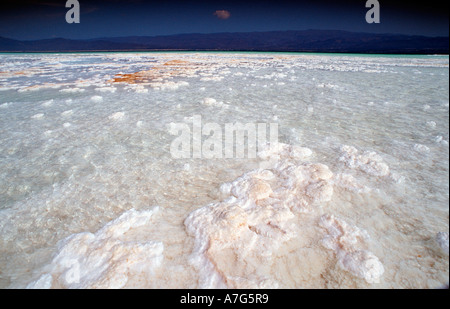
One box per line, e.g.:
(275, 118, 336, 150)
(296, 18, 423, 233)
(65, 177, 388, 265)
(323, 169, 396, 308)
(0, 0, 448, 40)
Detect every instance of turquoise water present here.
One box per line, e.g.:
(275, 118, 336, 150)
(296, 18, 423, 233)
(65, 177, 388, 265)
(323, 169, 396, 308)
(1, 50, 448, 59)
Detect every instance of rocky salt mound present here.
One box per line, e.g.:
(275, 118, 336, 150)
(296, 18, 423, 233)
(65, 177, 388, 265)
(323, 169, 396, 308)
(185, 143, 385, 288)
(27, 208, 163, 289)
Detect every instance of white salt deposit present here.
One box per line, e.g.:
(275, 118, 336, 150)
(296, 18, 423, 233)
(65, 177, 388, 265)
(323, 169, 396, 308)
(125, 84, 148, 93)
(202, 97, 223, 107)
(319, 214, 384, 284)
(61, 110, 73, 117)
(27, 208, 163, 289)
(200, 76, 224, 82)
(426, 121, 437, 128)
(41, 100, 54, 107)
(31, 113, 44, 119)
(436, 232, 449, 255)
(334, 174, 371, 194)
(185, 143, 350, 288)
(95, 86, 117, 93)
(413, 144, 431, 153)
(339, 145, 390, 177)
(152, 81, 189, 90)
(91, 96, 103, 103)
(108, 112, 125, 121)
(60, 88, 85, 93)
(435, 136, 449, 146)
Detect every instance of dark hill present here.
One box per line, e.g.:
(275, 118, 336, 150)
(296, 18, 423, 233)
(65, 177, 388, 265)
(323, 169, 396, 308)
(1, 30, 448, 54)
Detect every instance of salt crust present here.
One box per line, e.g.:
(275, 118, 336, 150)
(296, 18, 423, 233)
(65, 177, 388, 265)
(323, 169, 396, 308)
(319, 215, 384, 284)
(59, 88, 85, 94)
(3, 54, 445, 288)
(27, 208, 163, 289)
(202, 97, 224, 108)
(435, 232, 449, 255)
(339, 145, 390, 177)
(90, 95, 103, 103)
(108, 112, 125, 121)
(41, 99, 54, 107)
(185, 143, 384, 288)
(31, 113, 44, 119)
(95, 86, 117, 93)
(413, 144, 431, 153)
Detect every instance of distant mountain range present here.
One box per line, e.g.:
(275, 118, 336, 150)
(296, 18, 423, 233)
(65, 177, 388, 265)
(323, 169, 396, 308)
(0, 30, 448, 54)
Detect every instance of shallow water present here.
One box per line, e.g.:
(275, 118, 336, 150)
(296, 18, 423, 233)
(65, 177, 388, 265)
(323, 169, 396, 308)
(0, 52, 448, 289)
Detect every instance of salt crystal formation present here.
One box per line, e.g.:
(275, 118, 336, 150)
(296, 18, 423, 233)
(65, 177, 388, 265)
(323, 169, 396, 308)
(90, 95, 103, 103)
(27, 208, 163, 289)
(435, 232, 449, 255)
(333, 173, 371, 193)
(31, 113, 44, 119)
(339, 145, 390, 177)
(319, 215, 384, 284)
(185, 143, 383, 288)
(202, 97, 223, 107)
(108, 112, 125, 121)
(413, 143, 431, 153)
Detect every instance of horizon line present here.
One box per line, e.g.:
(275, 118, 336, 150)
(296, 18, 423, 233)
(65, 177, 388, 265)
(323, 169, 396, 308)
(2, 29, 450, 42)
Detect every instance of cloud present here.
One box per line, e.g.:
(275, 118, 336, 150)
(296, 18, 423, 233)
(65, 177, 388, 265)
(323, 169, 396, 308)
(214, 10, 231, 20)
